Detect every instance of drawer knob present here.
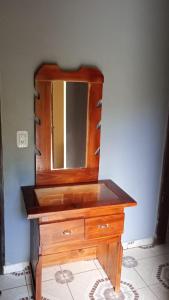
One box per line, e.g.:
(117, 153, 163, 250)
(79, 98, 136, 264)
(98, 224, 109, 229)
(62, 230, 72, 236)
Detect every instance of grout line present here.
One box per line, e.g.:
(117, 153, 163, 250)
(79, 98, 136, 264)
(60, 265, 97, 276)
(137, 252, 169, 260)
(93, 260, 103, 270)
(60, 266, 75, 300)
(70, 268, 98, 276)
(93, 259, 109, 280)
(41, 265, 62, 282)
(24, 268, 34, 297)
(122, 255, 169, 264)
(66, 282, 75, 300)
(123, 249, 169, 261)
(0, 284, 27, 292)
(27, 284, 34, 299)
(24, 270, 30, 288)
(41, 266, 74, 299)
(148, 284, 161, 300)
(134, 267, 149, 288)
(135, 286, 160, 300)
(25, 280, 30, 297)
(42, 278, 58, 283)
(97, 268, 108, 280)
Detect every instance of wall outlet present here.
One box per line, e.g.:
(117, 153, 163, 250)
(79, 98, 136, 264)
(17, 131, 28, 148)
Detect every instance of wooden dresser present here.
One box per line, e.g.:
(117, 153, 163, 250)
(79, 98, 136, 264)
(22, 64, 136, 300)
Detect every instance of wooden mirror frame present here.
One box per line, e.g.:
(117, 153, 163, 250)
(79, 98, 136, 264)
(35, 64, 104, 186)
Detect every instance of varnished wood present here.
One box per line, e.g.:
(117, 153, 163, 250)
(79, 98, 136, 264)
(87, 83, 102, 168)
(23, 178, 137, 299)
(30, 220, 40, 280)
(42, 247, 96, 267)
(35, 183, 109, 206)
(35, 81, 52, 172)
(22, 180, 136, 298)
(22, 180, 136, 299)
(34, 183, 124, 207)
(35, 256, 42, 300)
(39, 206, 124, 223)
(97, 243, 108, 271)
(35, 64, 104, 83)
(22, 64, 137, 299)
(22, 180, 136, 220)
(97, 239, 123, 293)
(40, 235, 120, 256)
(40, 219, 84, 246)
(107, 240, 123, 293)
(85, 214, 124, 239)
(36, 168, 99, 186)
(35, 64, 103, 185)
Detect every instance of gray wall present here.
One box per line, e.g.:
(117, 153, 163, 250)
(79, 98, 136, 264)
(0, 0, 169, 264)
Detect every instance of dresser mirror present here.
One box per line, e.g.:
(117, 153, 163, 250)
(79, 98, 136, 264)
(35, 64, 104, 186)
(52, 80, 88, 169)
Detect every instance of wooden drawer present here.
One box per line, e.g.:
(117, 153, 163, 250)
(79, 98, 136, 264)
(85, 214, 124, 239)
(40, 219, 84, 246)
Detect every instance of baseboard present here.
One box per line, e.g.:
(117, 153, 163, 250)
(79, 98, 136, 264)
(3, 261, 29, 274)
(122, 237, 154, 250)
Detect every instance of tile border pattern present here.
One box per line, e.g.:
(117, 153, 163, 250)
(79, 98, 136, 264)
(138, 244, 154, 249)
(19, 297, 33, 300)
(156, 262, 169, 289)
(11, 270, 25, 277)
(12, 266, 31, 277)
(89, 278, 139, 300)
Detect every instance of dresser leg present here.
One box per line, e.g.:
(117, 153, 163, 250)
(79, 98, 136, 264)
(35, 256, 42, 300)
(97, 239, 123, 294)
(108, 240, 123, 293)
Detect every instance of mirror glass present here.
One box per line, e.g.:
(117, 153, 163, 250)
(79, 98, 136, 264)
(52, 81, 88, 169)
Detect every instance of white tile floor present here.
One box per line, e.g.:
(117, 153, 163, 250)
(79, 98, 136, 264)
(0, 243, 169, 299)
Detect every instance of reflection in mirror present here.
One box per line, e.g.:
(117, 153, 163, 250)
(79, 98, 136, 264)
(52, 81, 88, 169)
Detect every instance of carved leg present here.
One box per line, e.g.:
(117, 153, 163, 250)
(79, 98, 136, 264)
(35, 256, 42, 300)
(97, 238, 123, 294)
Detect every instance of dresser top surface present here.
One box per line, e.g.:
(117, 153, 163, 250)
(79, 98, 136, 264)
(22, 180, 136, 219)
(35, 183, 119, 207)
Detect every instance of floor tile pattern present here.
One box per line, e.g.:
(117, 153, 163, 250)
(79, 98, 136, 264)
(122, 256, 138, 268)
(0, 243, 169, 299)
(55, 270, 74, 284)
(138, 244, 154, 249)
(156, 263, 169, 289)
(89, 279, 139, 300)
